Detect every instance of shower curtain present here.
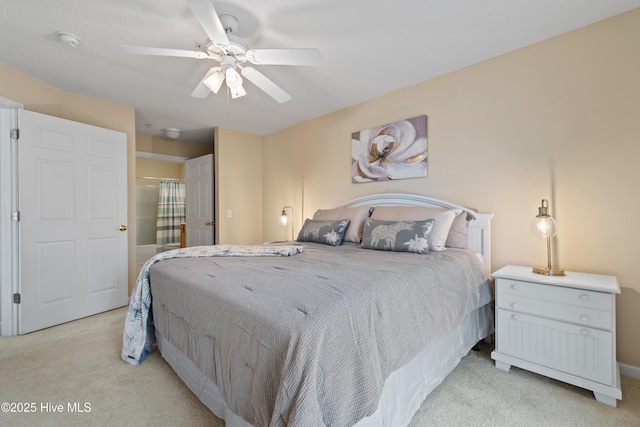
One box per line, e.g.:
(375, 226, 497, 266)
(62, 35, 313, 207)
(156, 180, 186, 247)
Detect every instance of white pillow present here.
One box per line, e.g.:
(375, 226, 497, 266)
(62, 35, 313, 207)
(369, 206, 461, 251)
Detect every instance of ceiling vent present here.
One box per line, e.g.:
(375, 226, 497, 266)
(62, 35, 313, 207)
(57, 31, 80, 47)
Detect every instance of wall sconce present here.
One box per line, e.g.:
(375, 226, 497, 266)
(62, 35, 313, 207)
(530, 199, 565, 276)
(280, 206, 294, 241)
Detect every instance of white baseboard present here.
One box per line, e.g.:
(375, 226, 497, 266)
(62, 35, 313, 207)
(620, 363, 640, 380)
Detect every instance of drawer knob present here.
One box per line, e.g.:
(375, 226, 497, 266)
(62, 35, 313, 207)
(580, 294, 590, 301)
(511, 284, 519, 290)
(580, 315, 590, 322)
(581, 329, 590, 336)
(511, 314, 520, 320)
(511, 302, 519, 309)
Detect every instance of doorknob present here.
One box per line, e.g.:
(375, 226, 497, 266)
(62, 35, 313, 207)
(205, 221, 212, 226)
(119, 225, 128, 231)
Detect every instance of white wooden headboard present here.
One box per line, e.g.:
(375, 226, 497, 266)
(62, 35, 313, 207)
(337, 193, 493, 274)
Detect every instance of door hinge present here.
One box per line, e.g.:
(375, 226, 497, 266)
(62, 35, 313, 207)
(10, 128, 19, 140)
(13, 293, 21, 304)
(12, 211, 20, 221)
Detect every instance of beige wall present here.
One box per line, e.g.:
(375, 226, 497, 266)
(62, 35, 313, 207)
(135, 157, 183, 183)
(136, 132, 213, 159)
(215, 127, 263, 245)
(262, 9, 640, 366)
(0, 61, 139, 299)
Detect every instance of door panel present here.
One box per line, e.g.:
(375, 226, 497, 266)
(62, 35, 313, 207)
(39, 160, 75, 220)
(18, 110, 128, 334)
(37, 241, 74, 304)
(88, 237, 118, 293)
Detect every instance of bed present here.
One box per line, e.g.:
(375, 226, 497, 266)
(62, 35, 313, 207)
(123, 193, 494, 427)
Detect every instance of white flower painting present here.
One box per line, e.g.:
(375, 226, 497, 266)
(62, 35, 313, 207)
(351, 115, 427, 183)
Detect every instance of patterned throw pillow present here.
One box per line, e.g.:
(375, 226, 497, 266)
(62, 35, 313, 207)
(361, 218, 435, 254)
(296, 219, 351, 246)
(312, 206, 373, 243)
(369, 206, 460, 251)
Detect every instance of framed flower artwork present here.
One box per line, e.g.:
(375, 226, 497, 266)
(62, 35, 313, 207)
(351, 115, 427, 183)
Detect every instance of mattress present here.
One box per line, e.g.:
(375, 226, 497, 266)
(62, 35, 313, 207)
(150, 242, 492, 426)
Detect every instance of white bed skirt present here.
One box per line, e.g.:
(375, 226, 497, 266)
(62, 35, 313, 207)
(156, 302, 494, 427)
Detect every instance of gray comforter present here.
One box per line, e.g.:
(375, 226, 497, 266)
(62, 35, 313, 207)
(150, 242, 491, 427)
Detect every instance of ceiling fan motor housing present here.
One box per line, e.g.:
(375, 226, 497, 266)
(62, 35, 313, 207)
(207, 34, 248, 58)
(205, 14, 249, 59)
(219, 14, 239, 33)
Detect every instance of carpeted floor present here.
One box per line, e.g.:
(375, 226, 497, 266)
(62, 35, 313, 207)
(1, 307, 638, 426)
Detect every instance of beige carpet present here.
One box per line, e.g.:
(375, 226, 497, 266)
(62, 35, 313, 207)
(1, 307, 638, 426)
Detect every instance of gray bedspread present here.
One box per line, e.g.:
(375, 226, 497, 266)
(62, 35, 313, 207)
(150, 242, 491, 427)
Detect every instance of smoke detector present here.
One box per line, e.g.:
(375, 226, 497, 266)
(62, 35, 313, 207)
(57, 31, 80, 47)
(164, 128, 181, 139)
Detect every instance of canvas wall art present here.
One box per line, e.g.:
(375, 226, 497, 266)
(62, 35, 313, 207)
(351, 115, 428, 183)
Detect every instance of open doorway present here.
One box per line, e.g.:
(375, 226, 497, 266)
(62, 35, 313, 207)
(134, 152, 215, 271)
(135, 153, 188, 270)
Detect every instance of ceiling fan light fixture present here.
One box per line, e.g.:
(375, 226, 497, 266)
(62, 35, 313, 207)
(229, 84, 246, 99)
(225, 67, 242, 88)
(203, 69, 224, 93)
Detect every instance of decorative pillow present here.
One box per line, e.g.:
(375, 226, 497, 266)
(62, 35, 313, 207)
(312, 206, 373, 243)
(296, 219, 350, 246)
(445, 211, 470, 249)
(369, 206, 461, 251)
(361, 218, 435, 254)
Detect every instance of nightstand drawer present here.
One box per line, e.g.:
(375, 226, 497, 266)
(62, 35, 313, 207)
(497, 293, 612, 330)
(496, 278, 612, 312)
(496, 310, 614, 385)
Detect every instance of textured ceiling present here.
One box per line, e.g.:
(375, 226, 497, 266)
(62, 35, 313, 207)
(2, 0, 639, 143)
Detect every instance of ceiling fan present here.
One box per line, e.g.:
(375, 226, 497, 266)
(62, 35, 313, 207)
(116, 0, 321, 103)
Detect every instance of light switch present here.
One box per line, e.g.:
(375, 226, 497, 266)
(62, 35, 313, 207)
(227, 210, 232, 218)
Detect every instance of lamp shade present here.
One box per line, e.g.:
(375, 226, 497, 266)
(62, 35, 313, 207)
(225, 67, 243, 88)
(203, 69, 224, 93)
(229, 84, 247, 99)
(280, 210, 289, 226)
(530, 215, 557, 239)
(280, 206, 294, 240)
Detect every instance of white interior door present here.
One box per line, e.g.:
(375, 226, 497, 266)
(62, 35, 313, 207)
(18, 110, 128, 334)
(185, 153, 213, 246)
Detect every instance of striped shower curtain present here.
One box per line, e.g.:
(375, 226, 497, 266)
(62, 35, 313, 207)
(156, 180, 186, 247)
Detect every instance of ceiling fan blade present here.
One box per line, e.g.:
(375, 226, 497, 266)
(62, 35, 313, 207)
(191, 67, 221, 98)
(117, 45, 210, 59)
(185, 0, 229, 47)
(245, 48, 321, 66)
(241, 67, 291, 103)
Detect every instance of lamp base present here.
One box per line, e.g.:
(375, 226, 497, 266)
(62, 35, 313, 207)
(532, 265, 565, 276)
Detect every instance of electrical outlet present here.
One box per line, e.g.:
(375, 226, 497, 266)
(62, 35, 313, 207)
(226, 210, 232, 218)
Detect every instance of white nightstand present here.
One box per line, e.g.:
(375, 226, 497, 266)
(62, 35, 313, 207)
(491, 265, 622, 407)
